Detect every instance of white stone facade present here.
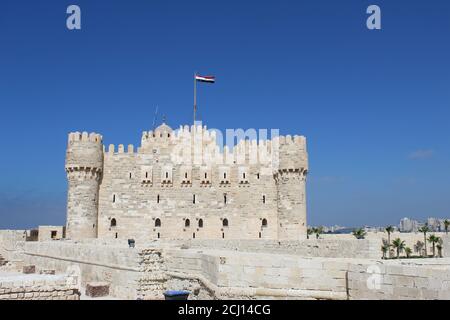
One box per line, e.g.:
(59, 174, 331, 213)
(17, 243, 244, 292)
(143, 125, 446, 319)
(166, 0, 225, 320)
(65, 123, 308, 241)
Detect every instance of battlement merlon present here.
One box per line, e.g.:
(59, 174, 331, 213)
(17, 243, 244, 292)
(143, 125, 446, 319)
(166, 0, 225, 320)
(65, 131, 104, 171)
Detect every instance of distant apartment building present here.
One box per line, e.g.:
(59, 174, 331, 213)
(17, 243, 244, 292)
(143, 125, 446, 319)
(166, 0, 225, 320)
(399, 217, 449, 233)
(399, 217, 420, 233)
(427, 217, 447, 232)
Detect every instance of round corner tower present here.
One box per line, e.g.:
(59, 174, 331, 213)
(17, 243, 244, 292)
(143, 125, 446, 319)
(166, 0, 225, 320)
(274, 135, 308, 240)
(65, 132, 103, 239)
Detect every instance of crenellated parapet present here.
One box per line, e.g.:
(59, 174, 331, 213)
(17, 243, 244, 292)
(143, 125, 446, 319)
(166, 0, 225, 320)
(138, 123, 287, 168)
(66, 132, 104, 171)
(104, 144, 135, 155)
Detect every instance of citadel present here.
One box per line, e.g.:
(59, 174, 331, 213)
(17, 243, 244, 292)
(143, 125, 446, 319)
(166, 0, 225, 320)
(65, 122, 308, 241)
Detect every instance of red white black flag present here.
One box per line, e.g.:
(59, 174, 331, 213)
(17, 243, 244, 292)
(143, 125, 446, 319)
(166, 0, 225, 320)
(195, 75, 215, 83)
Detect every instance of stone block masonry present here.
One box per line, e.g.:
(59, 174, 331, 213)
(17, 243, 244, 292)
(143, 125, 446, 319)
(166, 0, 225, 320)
(0, 273, 80, 300)
(21, 241, 142, 299)
(347, 260, 450, 300)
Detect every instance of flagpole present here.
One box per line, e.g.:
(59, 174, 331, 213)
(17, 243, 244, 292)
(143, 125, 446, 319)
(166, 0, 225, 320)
(193, 72, 197, 125)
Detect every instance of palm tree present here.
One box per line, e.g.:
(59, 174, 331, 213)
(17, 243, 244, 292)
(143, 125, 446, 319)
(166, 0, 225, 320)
(352, 228, 367, 240)
(444, 219, 449, 235)
(405, 247, 412, 258)
(436, 237, 443, 258)
(418, 224, 430, 257)
(315, 226, 324, 239)
(385, 226, 394, 246)
(391, 238, 406, 258)
(307, 228, 314, 239)
(428, 235, 440, 257)
(414, 241, 425, 257)
(381, 244, 389, 259)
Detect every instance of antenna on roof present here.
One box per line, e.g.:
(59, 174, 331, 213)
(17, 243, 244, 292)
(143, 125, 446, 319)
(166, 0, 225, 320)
(152, 105, 159, 131)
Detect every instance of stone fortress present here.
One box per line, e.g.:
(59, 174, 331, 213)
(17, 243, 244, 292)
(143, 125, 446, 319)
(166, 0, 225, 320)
(65, 122, 308, 241)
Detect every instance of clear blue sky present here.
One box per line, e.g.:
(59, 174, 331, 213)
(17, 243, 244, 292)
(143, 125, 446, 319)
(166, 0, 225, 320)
(1, 0, 449, 229)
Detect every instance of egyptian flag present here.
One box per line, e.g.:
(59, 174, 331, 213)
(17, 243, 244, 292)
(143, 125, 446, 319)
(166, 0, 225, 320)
(195, 75, 215, 83)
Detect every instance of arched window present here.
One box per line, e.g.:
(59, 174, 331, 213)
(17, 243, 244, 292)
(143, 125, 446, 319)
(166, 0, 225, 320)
(243, 173, 246, 179)
(185, 219, 190, 228)
(223, 172, 227, 179)
(223, 218, 229, 227)
(111, 218, 117, 227)
(257, 173, 260, 180)
(198, 219, 203, 228)
(224, 194, 227, 204)
(204, 172, 207, 179)
(262, 195, 266, 204)
(193, 194, 196, 204)
(165, 172, 169, 179)
(112, 194, 116, 203)
(262, 218, 268, 228)
(157, 195, 160, 203)
(185, 172, 188, 179)
(155, 218, 161, 227)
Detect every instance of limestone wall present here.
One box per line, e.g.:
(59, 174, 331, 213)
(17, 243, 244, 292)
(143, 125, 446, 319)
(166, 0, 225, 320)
(37, 226, 64, 241)
(0, 274, 80, 300)
(166, 239, 381, 259)
(0, 230, 26, 262)
(21, 241, 141, 299)
(347, 259, 450, 299)
(164, 248, 353, 299)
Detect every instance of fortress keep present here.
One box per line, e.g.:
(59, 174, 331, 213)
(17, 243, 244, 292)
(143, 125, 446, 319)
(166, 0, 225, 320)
(65, 123, 308, 241)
